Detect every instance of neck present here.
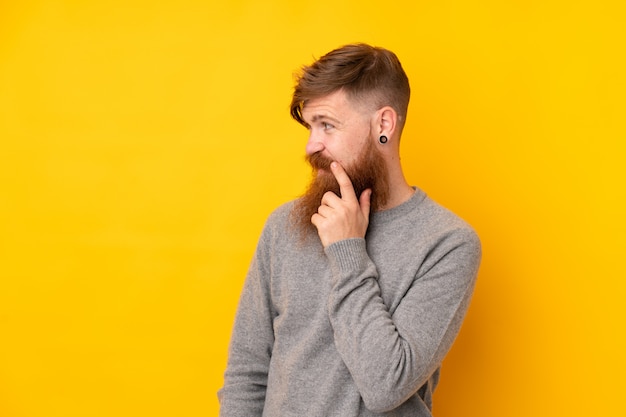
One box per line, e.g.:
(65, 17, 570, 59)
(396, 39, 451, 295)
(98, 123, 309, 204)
(377, 161, 414, 211)
(379, 182, 414, 211)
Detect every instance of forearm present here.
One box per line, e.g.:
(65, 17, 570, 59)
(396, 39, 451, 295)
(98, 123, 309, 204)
(218, 357, 267, 417)
(326, 239, 423, 411)
(326, 236, 479, 412)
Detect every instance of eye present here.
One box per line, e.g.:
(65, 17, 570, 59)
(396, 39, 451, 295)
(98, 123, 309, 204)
(322, 122, 334, 131)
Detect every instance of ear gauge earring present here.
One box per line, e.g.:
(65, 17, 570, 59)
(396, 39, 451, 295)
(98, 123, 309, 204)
(379, 135, 388, 144)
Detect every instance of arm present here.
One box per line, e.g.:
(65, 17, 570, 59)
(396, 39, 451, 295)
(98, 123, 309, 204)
(218, 230, 275, 416)
(312, 162, 481, 412)
(326, 232, 480, 412)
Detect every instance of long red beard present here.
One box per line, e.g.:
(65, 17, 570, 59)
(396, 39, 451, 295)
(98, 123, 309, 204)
(290, 139, 389, 240)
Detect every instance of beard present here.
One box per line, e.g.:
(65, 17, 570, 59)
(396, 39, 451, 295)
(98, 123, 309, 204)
(290, 137, 390, 241)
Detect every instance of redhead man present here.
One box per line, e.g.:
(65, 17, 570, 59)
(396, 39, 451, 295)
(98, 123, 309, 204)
(218, 43, 481, 416)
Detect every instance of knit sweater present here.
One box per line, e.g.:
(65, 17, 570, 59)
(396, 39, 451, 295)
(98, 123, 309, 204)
(218, 187, 481, 416)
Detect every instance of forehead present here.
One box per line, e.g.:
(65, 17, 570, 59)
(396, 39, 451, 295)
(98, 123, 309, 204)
(301, 90, 363, 123)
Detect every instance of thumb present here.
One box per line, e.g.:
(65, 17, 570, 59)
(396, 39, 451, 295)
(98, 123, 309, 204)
(359, 189, 372, 218)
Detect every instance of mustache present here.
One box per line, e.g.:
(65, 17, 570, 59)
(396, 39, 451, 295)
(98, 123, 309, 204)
(306, 152, 333, 171)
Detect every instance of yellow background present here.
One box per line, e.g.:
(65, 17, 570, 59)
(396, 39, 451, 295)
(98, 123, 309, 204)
(1, 1, 624, 416)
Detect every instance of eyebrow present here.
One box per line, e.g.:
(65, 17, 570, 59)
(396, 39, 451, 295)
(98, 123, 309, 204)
(308, 114, 340, 124)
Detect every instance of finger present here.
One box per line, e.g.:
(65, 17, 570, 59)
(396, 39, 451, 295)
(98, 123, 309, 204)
(330, 162, 357, 202)
(320, 190, 341, 208)
(359, 189, 372, 218)
(316, 204, 333, 218)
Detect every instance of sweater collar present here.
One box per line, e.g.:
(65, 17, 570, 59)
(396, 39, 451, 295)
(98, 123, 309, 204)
(370, 187, 426, 224)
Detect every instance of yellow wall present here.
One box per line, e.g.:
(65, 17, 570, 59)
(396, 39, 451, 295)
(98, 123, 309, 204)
(1, 1, 624, 416)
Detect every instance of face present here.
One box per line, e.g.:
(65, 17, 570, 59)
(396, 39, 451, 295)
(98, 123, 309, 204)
(290, 90, 390, 239)
(301, 89, 373, 175)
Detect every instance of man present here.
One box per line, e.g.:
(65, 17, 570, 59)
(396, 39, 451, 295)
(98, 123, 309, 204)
(218, 43, 481, 416)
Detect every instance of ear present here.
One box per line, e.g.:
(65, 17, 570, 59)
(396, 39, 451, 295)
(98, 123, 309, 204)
(375, 106, 398, 140)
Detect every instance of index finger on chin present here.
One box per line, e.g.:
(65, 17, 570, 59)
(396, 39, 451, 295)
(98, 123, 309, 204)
(330, 162, 357, 202)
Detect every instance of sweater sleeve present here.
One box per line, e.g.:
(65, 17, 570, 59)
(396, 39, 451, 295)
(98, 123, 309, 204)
(325, 228, 481, 413)
(218, 229, 275, 416)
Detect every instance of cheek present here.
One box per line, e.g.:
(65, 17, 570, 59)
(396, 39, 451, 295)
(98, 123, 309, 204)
(330, 128, 371, 166)
(343, 140, 370, 166)
(333, 151, 353, 167)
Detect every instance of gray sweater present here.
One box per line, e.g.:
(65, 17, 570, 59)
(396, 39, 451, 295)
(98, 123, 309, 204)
(218, 188, 481, 416)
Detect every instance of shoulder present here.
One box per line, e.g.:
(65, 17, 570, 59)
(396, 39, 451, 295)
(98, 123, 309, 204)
(378, 188, 478, 239)
(417, 194, 482, 262)
(257, 199, 306, 248)
(414, 191, 477, 232)
(370, 189, 481, 261)
(397, 189, 481, 257)
(262, 200, 296, 234)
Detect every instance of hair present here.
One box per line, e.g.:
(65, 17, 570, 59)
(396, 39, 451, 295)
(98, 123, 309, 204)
(290, 43, 411, 132)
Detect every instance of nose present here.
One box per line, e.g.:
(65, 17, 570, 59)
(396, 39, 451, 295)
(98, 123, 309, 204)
(305, 131, 325, 156)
